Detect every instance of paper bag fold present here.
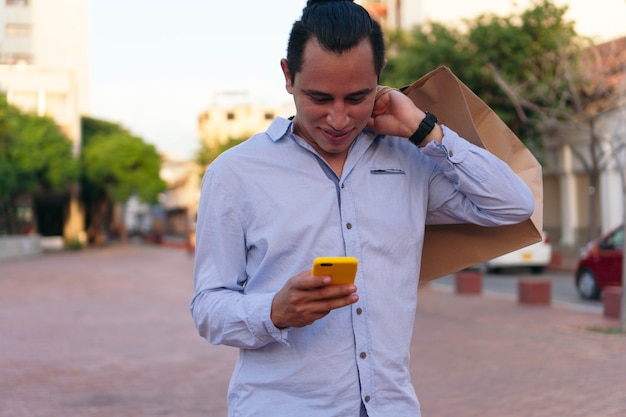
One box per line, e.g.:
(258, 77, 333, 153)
(401, 66, 543, 282)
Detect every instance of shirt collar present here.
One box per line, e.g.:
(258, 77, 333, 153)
(266, 117, 293, 142)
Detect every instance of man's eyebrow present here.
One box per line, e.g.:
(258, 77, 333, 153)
(346, 88, 375, 97)
(304, 88, 374, 98)
(303, 89, 332, 97)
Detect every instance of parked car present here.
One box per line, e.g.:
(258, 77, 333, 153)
(575, 224, 623, 300)
(483, 231, 552, 274)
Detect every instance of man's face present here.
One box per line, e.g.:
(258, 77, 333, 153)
(281, 38, 378, 164)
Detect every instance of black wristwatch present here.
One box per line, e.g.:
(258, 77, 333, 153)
(408, 112, 438, 147)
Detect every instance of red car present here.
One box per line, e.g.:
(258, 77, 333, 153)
(575, 224, 623, 300)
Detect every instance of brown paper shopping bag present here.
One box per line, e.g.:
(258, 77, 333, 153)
(401, 66, 543, 282)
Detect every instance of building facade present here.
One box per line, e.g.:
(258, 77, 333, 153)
(0, 0, 89, 244)
(198, 92, 294, 149)
(159, 157, 202, 237)
(542, 37, 626, 247)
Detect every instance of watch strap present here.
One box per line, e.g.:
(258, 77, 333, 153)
(408, 112, 438, 147)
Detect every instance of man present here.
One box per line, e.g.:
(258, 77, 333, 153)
(191, 1, 534, 416)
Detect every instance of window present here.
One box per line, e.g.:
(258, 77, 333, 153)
(0, 203, 33, 235)
(6, 0, 29, 6)
(5, 23, 31, 37)
(264, 112, 274, 120)
(226, 112, 235, 120)
(604, 228, 624, 250)
(0, 53, 33, 65)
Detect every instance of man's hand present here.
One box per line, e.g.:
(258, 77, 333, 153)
(368, 86, 443, 145)
(270, 271, 359, 329)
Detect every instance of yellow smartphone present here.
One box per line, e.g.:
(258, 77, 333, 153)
(312, 257, 358, 285)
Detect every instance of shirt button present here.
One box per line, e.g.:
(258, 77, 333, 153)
(341, 183, 345, 189)
(449, 150, 454, 157)
(364, 396, 371, 403)
(360, 352, 367, 359)
(346, 223, 352, 229)
(356, 307, 363, 315)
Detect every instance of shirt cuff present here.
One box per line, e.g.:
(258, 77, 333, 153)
(421, 125, 470, 163)
(246, 292, 291, 347)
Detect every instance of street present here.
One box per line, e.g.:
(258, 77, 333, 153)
(433, 268, 603, 314)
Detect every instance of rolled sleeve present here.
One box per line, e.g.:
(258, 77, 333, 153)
(246, 292, 291, 347)
(422, 125, 534, 226)
(191, 289, 290, 349)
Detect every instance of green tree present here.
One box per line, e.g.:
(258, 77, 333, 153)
(477, 6, 624, 243)
(383, 0, 626, 243)
(381, 0, 578, 151)
(0, 95, 79, 234)
(195, 137, 246, 174)
(81, 116, 166, 244)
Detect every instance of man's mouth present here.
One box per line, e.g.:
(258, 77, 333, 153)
(322, 128, 351, 143)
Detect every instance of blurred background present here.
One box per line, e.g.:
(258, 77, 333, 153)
(1, 0, 625, 263)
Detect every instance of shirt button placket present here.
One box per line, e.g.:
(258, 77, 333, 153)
(340, 179, 371, 405)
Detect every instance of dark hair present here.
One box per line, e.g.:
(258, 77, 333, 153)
(286, 0, 385, 83)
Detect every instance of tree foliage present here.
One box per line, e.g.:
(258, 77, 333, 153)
(195, 137, 246, 171)
(381, 0, 579, 150)
(0, 95, 79, 234)
(383, 0, 626, 242)
(81, 117, 166, 205)
(81, 116, 167, 244)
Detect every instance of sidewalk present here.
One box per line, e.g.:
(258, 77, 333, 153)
(1, 245, 624, 417)
(414, 284, 624, 417)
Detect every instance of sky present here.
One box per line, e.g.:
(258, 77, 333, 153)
(89, 0, 626, 160)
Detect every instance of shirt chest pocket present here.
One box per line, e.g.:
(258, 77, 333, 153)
(361, 166, 415, 217)
(369, 168, 406, 175)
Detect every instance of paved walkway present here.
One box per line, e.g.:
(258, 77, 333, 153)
(1, 245, 624, 417)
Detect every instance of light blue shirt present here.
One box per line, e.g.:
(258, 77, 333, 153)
(191, 117, 534, 417)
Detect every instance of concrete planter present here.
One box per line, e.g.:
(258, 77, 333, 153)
(455, 270, 483, 294)
(0, 235, 43, 261)
(602, 286, 622, 319)
(518, 280, 551, 305)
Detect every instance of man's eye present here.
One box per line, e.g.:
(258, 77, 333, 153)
(347, 96, 367, 104)
(308, 95, 366, 104)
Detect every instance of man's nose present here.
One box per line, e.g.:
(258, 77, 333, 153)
(327, 101, 349, 130)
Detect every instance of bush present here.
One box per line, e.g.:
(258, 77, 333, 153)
(64, 238, 84, 251)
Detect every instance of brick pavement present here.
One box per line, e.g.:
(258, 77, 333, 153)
(1, 245, 624, 417)
(412, 285, 625, 417)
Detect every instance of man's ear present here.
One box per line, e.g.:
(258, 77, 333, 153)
(280, 59, 294, 94)
(379, 58, 388, 77)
